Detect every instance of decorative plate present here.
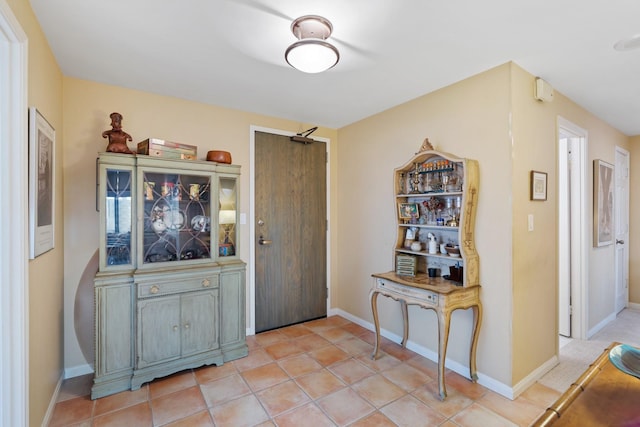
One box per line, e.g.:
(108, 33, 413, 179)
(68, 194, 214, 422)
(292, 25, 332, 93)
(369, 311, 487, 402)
(164, 209, 185, 230)
(609, 344, 640, 379)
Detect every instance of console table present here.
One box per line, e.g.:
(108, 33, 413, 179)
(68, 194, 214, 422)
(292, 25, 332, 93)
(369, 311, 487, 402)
(370, 271, 482, 400)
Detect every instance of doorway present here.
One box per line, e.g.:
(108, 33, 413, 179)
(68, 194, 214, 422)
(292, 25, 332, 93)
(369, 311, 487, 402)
(250, 128, 328, 333)
(557, 118, 588, 340)
(614, 147, 630, 313)
(0, 1, 28, 424)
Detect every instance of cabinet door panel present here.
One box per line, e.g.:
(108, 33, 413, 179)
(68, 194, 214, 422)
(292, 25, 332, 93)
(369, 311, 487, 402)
(220, 270, 244, 346)
(181, 290, 219, 356)
(137, 295, 181, 368)
(96, 283, 133, 375)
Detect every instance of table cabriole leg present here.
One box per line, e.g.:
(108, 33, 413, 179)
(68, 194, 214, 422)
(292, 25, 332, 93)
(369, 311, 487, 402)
(400, 300, 409, 347)
(370, 290, 381, 360)
(437, 308, 452, 400)
(469, 302, 482, 382)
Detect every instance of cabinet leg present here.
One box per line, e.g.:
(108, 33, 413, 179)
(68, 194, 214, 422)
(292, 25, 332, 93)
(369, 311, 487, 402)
(469, 302, 482, 382)
(437, 309, 452, 400)
(370, 290, 381, 360)
(400, 300, 409, 348)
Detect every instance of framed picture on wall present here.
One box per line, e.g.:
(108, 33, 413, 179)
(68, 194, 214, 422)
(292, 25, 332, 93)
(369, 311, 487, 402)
(530, 170, 547, 201)
(29, 107, 55, 258)
(594, 159, 614, 247)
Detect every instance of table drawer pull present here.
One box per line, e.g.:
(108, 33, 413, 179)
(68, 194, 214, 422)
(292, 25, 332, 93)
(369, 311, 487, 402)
(202, 278, 211, 287)
(150, 285, 160, 294)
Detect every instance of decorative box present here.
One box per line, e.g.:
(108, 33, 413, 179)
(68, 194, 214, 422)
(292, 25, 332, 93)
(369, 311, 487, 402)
(137, 138, 197, 160)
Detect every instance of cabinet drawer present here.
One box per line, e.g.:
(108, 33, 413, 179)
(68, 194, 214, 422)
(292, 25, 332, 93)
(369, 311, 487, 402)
(138, 275, 219, 298)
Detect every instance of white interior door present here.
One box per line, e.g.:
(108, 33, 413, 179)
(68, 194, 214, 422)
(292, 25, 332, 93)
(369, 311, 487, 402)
(557, 117, 589, 340)
(614, 147, 629, 313)
(558, 138, 571, 337)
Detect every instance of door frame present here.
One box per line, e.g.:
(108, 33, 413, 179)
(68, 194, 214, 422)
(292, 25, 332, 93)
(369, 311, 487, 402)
(614, 146, 630, 312)
(248, 125, 331, 335)
(0, 1, 29, 425)
(557, 117, 589, 340)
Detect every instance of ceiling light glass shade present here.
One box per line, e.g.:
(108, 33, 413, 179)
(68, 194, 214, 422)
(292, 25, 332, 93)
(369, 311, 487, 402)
(286, 15, 339, 73)
(285, 39, 339, 73)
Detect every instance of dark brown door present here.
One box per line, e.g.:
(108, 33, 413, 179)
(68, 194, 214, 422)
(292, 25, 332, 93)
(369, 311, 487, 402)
(255, 131, 327, 332)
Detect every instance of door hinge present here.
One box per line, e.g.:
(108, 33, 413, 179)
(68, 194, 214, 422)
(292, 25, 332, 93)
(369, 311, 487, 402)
(326, 151, 328, 163)
(569, 305, 573, 315)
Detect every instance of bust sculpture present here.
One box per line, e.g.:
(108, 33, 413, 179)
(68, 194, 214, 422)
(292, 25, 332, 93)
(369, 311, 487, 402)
(102, 112, 135, 154)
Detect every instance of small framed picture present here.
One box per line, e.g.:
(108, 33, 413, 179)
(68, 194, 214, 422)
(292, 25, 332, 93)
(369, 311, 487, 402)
(29, 107, 55, 258)
(530, 170, 547, 201)
(398, 202, 419, 220)
(593, 159, 614, 247)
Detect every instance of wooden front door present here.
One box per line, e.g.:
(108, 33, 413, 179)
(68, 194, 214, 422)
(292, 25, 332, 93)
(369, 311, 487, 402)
(254, 131, 327, 332)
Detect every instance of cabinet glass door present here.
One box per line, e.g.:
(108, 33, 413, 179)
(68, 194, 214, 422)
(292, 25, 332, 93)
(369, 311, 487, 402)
(141, 171, 213, 264)
(218, 176, 237, 257)
(105, 169, 133, 266)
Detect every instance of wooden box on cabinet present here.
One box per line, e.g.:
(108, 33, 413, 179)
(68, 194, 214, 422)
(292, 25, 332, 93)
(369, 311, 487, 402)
(92, 153, 247, 399)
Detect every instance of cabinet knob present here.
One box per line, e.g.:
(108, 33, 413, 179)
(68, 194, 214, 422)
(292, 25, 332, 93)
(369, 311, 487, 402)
(202, 278, 210, 287)
(150, 285, 160, 294)
(184, 323, 190, 329)
(173, 325, 178, 331)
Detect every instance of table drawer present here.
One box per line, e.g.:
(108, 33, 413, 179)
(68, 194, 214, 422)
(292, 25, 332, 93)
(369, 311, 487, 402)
(138, 275, 219, 298)
(375, 278, 438, 305)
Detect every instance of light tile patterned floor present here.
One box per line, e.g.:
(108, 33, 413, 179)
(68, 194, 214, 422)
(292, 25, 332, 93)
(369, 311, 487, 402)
(49, 315, 560, 426)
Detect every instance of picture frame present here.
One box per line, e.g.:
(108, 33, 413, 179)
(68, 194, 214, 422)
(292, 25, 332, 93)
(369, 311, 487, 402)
(29, 107, 55, 258)
(398, 202, 419, 220)
(530, 170, 547, 201)
(593, 159, 614, 247)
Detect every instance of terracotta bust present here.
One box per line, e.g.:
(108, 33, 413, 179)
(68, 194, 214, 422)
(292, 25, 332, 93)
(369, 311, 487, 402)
(102, 112, 135, 154)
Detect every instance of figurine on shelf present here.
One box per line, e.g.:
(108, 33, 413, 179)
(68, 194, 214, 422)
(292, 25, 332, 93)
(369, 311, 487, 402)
(102, 112, 135, 154)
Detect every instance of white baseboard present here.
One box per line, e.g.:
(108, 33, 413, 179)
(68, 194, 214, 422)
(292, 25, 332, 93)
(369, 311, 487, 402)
(587, 311, 617, 339)
(511, 354, 559, 399)
(332, 308, 515, 399)
(64, 363, 94, 379)
(628, 302, 640, 310)
(41, 374, 63, 427)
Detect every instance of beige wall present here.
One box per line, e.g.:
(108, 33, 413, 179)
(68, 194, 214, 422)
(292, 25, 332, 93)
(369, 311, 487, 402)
(62, 77, 339, 372)
(338, 63, 515, 386)
(510, 64, 559, 383)
(630, 136, 640, 304)
(7, 0, 65, 425)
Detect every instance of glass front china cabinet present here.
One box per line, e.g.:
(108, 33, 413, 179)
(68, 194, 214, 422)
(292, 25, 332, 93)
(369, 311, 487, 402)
(92, 152, 247, 399)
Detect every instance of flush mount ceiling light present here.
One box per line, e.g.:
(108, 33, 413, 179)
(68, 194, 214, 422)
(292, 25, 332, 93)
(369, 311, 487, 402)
(285, 15, 339, 73)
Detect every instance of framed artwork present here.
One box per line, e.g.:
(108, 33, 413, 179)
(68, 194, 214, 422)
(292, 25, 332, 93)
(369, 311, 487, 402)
(29, 107, 55, 258)
(398, 202, 419, 220)
(594, 159, 614, 247)
(530, 170, 547, 201)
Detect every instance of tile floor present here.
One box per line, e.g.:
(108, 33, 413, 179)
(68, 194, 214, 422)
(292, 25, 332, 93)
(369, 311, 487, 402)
(49, 315, 559, 426)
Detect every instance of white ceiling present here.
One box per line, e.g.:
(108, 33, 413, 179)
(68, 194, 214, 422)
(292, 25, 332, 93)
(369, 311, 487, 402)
(30, 0, 640, 135)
